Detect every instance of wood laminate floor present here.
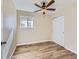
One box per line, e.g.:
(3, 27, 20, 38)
(12, 41, 77, 59)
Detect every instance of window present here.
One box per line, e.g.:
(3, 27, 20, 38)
(20, 16, 33, 29)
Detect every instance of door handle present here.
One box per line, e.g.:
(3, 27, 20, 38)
(1, 42, 6, 45)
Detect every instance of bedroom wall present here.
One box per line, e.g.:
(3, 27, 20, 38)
(16, 10, 52, 45)
(64, 2, 77, 54)
(51, 1, 77, 54)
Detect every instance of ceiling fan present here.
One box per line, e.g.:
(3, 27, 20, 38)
(34, 0, 56, 14)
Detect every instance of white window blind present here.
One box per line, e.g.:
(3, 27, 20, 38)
(20, 16, 33, 29)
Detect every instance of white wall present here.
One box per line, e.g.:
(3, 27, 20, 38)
(51, 1, 77, 54)
(16, 10, 52, 45)
(64, 2, 77, 54)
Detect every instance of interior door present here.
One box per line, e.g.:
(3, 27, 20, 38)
(53, 16, 64, 46)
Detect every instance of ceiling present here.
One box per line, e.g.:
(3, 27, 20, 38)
(13, 0, 76, 15)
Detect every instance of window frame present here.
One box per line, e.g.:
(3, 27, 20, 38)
(20, 16, 33, 29)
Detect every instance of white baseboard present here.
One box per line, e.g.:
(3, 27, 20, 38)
(9, 46, 16, 59)
(64, 47, 77, 54)
(16, 40, 52, 46)
(51, 40, 64, 47)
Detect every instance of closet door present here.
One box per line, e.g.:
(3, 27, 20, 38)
(53, 16, 64, 46)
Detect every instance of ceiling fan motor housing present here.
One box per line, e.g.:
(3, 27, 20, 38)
(42, 2, 46, 9)
(43, 11, 45, 14)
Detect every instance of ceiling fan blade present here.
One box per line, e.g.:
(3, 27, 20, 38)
(34, 3, 42, 8)
(47, 8, 56, 11)
(46, 0, 55, 7)
(34, 10, 42, 12)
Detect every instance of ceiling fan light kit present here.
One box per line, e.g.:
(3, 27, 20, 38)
(34, 0, 56, 15)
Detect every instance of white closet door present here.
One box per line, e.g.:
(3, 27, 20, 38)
(53, 16, 64, 46)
